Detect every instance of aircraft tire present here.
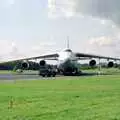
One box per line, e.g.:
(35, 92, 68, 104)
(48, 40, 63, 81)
(42, 74, 46, 77)
(52, 73, 56, 77)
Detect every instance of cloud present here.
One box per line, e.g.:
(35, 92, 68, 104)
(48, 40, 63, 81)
(48, 0, 77, 18)
(9, 42, 19, 55)
(0, 39, 57, 62)
(100, 20, 107, 25)
(7, 0, 15, 5)
(75, 0, 120, 26)
(1, 0, 16, 8)
(0, 40, 15, 55)
(30, 41, 56, 55)
(89, 36, 113, 47)
(85, 34, 120, 57)
(0, 40, 24, 61)
(48, 0, 120, 26)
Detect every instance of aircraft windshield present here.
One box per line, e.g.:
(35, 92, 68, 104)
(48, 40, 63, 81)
(64, 49, 72, 53)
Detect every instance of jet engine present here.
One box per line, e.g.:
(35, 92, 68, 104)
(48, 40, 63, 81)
(39, 60, 46, 66)
(21, 61, 29, 69)
(89, 60, 96, 67)
(108, 61, 114, 68)
(21, 61, 39, 70)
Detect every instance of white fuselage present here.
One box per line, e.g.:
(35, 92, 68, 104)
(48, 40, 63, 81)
(57, 49, 79, 74)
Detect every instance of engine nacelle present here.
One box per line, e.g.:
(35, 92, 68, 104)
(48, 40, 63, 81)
(39, 60, 46, 66)
(21, 61, 39, 70)
(89, 60, 96, 67)
(21, 61, 29, 69)
(108, 61, 114, 68)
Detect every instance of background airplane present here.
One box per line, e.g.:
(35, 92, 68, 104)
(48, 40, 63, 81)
(0, 40, 120, 76)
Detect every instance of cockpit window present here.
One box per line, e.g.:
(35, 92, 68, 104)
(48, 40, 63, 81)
(64, 49, 72, 52)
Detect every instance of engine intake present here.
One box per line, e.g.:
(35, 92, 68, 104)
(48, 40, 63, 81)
(89, 60, 96, 67)
(39, 60, 46, 66)
(21, 61, 29, 69)
(108, 61, 114, 68)
(21, 61, 39, 70)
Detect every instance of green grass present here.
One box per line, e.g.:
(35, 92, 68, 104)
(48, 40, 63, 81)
(0, 70, 13, 74)
(83, 68, 120, 75)
(0, 75, 120, 119)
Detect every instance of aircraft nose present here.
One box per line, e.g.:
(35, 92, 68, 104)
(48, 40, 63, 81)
(62, 59, 72, 67)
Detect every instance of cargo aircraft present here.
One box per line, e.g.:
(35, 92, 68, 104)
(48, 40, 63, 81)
(1, 40, 120, 76)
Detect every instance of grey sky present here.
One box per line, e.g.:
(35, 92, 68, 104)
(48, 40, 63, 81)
(0, 0, 120, 61)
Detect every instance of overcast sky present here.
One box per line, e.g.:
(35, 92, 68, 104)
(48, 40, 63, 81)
(0, 0, 120, 61)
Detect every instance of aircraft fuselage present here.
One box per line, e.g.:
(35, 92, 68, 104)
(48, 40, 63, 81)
(57, 49, 79, 75)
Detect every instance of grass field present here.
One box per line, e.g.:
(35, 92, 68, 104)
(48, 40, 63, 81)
(83, 68, 120, 75)
(0, 74, 120, 120)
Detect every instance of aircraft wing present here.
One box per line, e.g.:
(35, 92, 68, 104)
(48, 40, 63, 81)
(75, 52, 120, 61)
(0, 53, 59, 63)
